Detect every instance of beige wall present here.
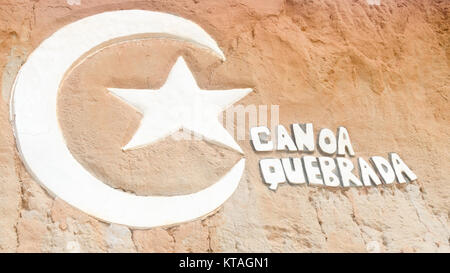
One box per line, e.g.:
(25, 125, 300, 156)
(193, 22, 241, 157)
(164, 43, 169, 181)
(0, 0, 448, 252)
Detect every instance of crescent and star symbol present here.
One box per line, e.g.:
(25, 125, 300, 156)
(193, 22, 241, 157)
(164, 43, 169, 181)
(108, 56, 251, 153)
(11, 10, 250, 228)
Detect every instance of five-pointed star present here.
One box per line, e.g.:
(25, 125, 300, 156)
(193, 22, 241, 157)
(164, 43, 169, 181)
(107, 56, 252, 153)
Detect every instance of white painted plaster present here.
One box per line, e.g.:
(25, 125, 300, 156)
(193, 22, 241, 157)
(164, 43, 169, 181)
(11, 10, 246, 228)
(108, 56, 251, 153)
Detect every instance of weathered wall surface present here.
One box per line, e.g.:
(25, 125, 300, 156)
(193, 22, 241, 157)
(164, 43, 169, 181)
(0, 0, 448, 252)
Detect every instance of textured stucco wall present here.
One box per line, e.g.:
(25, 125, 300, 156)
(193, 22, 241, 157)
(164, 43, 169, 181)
(0, 0, 448, 252)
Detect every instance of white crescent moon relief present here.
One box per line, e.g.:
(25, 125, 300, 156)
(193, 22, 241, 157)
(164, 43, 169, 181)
(10, 10, 250, 228)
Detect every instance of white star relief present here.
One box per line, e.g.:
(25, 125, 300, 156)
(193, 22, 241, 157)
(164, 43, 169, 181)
(107, 56, 252, 153)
